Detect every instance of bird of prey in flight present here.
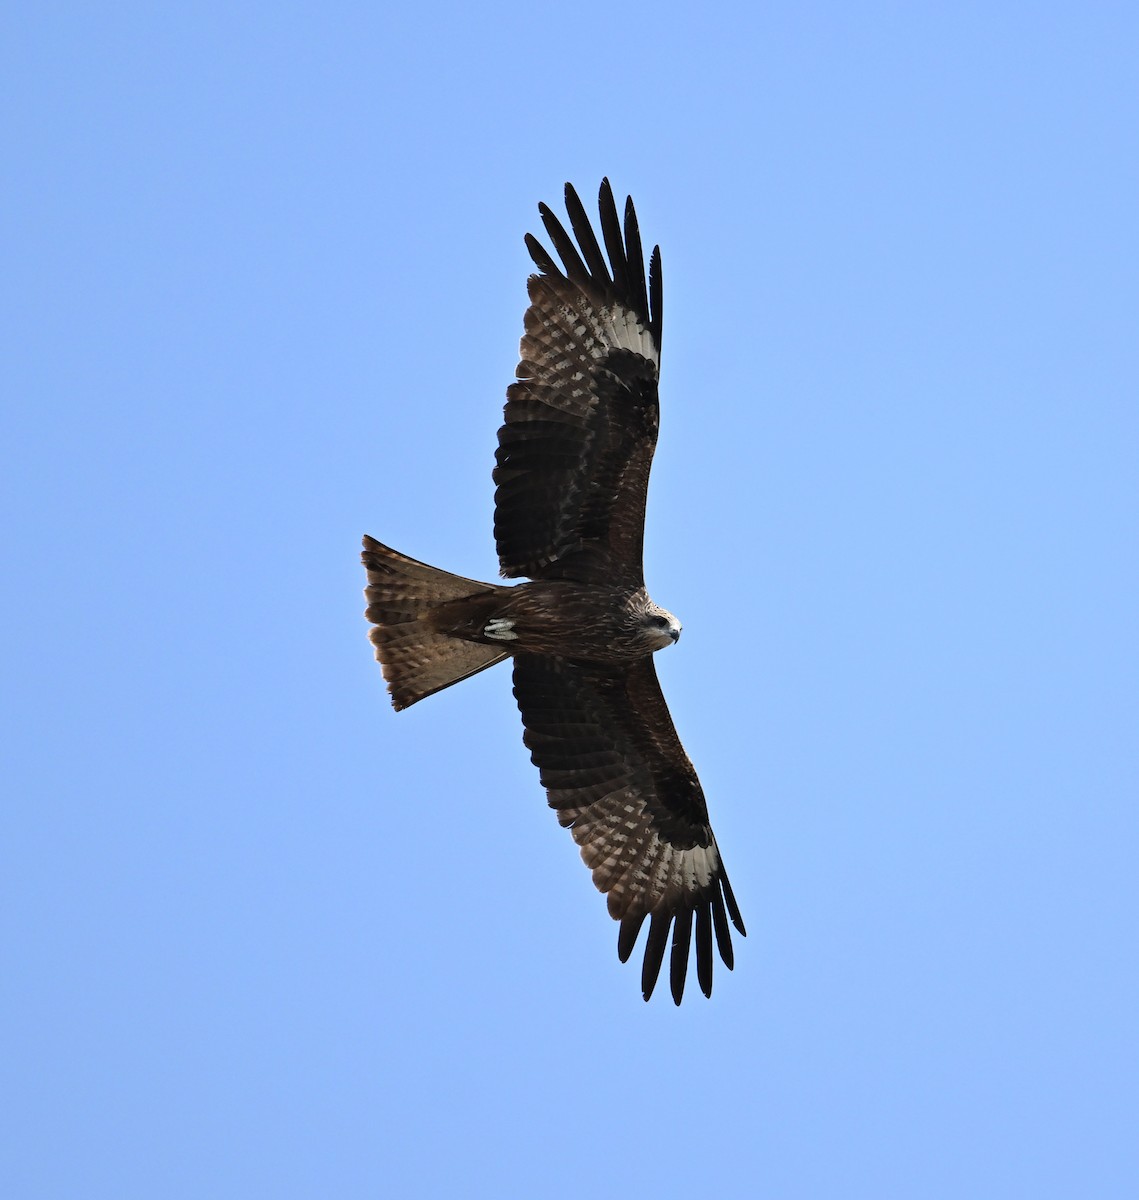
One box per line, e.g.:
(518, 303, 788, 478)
(362, 180, 744, 1003)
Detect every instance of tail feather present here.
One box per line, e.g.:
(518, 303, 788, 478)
(361, 535, 509, 710)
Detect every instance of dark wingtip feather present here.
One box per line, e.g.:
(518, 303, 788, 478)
(622, 194, 648, 321)
(669, 908, 693, 1005)
(539, 200, 590, 287)
(617, 911, 646, 963)
(695, 900, 714, 998)
(641, 912, 670, 1001)
(648, 244, 663, 349)
(597, 179, 629, 297)
(563, 182, 611, 286)
(722, 871, 746, 936)
(711, 890, 735, 970)
(524, 232, 561, 278)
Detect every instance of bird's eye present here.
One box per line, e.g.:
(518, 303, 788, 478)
(651, 615, 670, 628)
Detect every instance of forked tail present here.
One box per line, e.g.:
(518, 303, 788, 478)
(361, 535, 509, 710)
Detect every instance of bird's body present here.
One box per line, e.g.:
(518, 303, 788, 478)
(362, 181, 744, 1003)
(452, 580, 678, 659)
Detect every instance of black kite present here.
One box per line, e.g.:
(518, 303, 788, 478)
(362, 181, 745, 1003)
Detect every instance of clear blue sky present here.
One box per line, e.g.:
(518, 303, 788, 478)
(4, 3, 1137, 1197)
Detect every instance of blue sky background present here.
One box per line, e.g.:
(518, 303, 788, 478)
(4, 3, 1138, 1197)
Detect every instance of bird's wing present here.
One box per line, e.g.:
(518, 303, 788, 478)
(494, 179, 663, 587)
(512, 653, 745, 1003)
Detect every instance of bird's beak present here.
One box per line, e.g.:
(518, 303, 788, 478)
(669, 628, 681, 643)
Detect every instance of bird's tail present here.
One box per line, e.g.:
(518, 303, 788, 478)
(361, 535, 510, 710)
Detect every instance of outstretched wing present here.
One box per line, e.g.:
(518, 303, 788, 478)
(494, 180, 663, 587)
(512, 654, 745, 1004)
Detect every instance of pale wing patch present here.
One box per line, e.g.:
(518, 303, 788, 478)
(523, 282, 659, 376)
(552, 785, 718, 919)
(559, 297, 658, 368)
(601, 303, 658, 366)
(484, 617, 518, 641)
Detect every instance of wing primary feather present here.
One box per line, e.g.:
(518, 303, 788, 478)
(669, 907, 693, 1005)
(538, 202, 591, 288)
(648, 244, 663, 349)
(524, 232, 562, 278)
(598, 178, 630, 297)
(711, 890, 735, 969)
(622, 194, 649, 322)
(617, 911, 647, 963)
(563, 183, 611, 286)
(721, 870, 746, 935)
(695, 899, 714, 998)
(641, 912, 670, 1001)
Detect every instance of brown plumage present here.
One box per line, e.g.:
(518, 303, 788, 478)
(362, 180, 744, 1003)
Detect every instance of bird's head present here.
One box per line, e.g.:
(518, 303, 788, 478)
(640, 600, 682, 650)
